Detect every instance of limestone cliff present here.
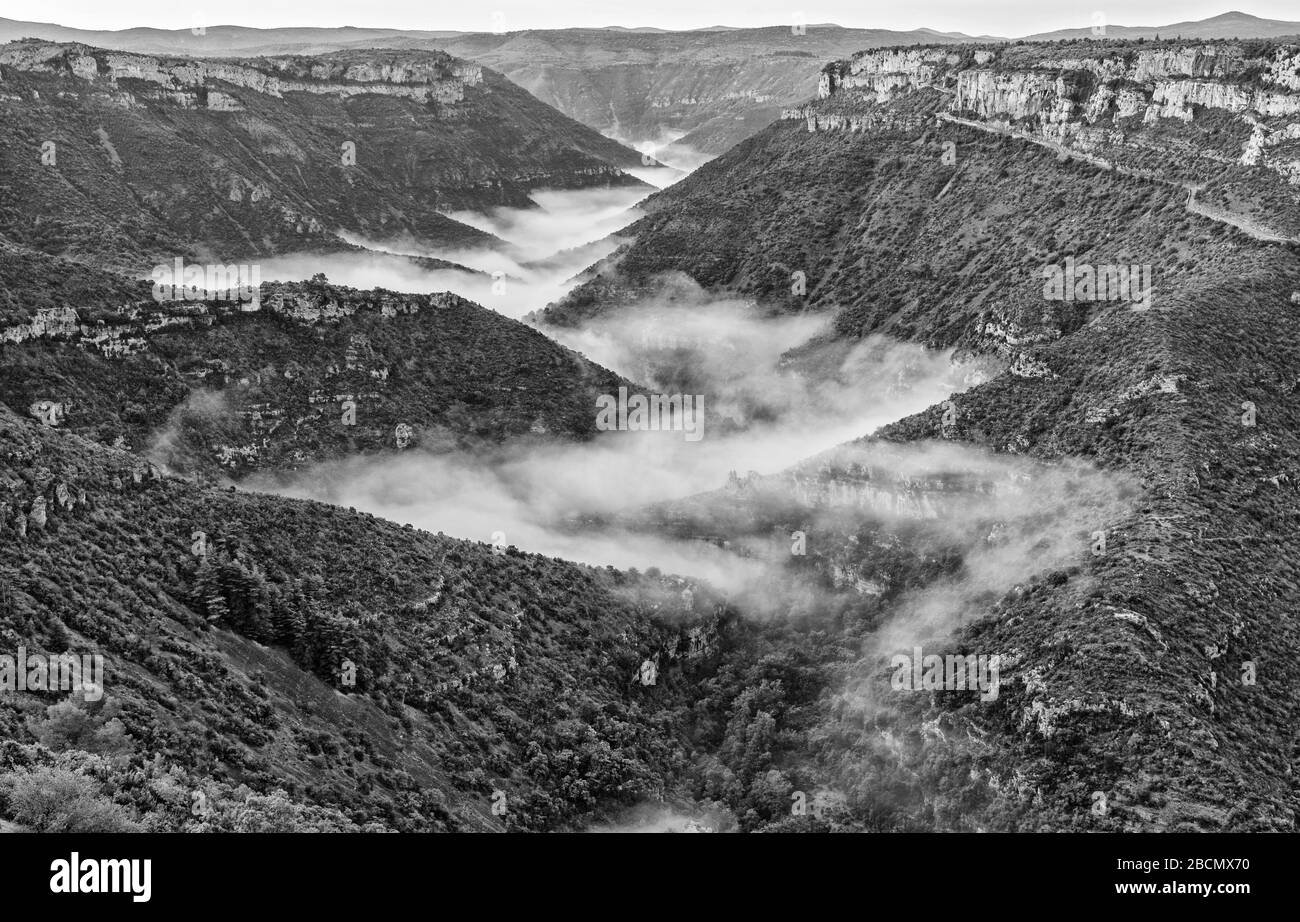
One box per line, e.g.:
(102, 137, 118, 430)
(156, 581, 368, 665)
(0, 43, 483, 107)
(807, 40, 1300, 230)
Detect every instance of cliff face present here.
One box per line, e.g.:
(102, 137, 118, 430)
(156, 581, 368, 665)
(808, 41, 1300, 232)
(0, 43, 484, 104)
(0, 41, 647, 269)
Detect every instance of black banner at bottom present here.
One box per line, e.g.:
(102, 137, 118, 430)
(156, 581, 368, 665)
(0, 832, 1282, 909)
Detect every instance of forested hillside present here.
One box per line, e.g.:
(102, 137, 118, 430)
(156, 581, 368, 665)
(0, 40, 649, 269)
(0, 247, 631, 479)
(0, 402, 742, 830)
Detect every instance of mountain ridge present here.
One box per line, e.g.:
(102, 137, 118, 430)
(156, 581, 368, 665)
(0, 40, 650, 270)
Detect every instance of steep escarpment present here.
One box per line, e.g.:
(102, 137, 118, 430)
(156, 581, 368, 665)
(540, 92, 1285, 356)
(542, 38, 1300, 346)
(0, 40, 648, 270)
(0, 247, 631, 479)
(813, 39, 1300, 234)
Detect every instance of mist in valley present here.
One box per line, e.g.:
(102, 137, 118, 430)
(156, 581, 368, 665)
(258, 183, 671, 318)
(617, 130, 714, 179)
(247, 172, 1127, 641)
(789, 440, 1141, 710)
(234, 103, 1154, 838)
(244, 180, 964, 590)
(249, 174, 1132, 665)
(253, 306, 973, 593)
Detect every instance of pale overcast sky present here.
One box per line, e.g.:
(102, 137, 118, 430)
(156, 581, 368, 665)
(1, 2, 1296, 37)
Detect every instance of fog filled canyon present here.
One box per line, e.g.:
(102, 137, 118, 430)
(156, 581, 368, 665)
(253, 180, 980, 591)
(3, 9, 1300, 849)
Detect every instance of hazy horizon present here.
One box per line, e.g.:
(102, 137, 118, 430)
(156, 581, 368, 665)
(4, 2, 1299, 40)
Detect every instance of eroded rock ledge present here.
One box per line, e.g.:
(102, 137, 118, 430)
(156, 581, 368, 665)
(794, 41, 1300, 190)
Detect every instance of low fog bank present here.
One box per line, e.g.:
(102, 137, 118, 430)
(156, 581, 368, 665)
(542, 295, 979, 441)
(795, 440, 1141, 715)
(257, 184, 655, 318)
(252, 310, 975, 591)
(623, 165, 689, 189)
(442, 187, 650, 264)
(259, 442, 772, 592)
(588, 802, 734, 833)
(615, 432, 1138, 625)
(241, 174, 1130, 643)
(610, 127, 713, 179)
(806, 441, 1139, 647)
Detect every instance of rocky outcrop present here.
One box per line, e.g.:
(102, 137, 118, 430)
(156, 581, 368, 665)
(780, 106, 931, 133)
(1, 307, 80, 344)
(1008, 352, 1055, 379)
(26, 496, 46, 531)
(820, 47, 953, 101)
(0, 284, 465, 358)
(1085, 374, 1186, 424)
(1, 43, 480, 106)
(808, 40, 1300, 191)
(2, 476, 90, 540)
(1, 303, 211, 355)
(261, 284, 462, 325)
(1148, 79, 1300, 121)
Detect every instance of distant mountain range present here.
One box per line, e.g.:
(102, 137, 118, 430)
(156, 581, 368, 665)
(5, 12, 1298, 49)
(0, 20, 468, 53)
(425, 27, 989, 159)
(1027, 9, 1300, 41)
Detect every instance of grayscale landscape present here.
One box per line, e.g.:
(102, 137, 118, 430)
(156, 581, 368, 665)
(1, 3, 1299, 838)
